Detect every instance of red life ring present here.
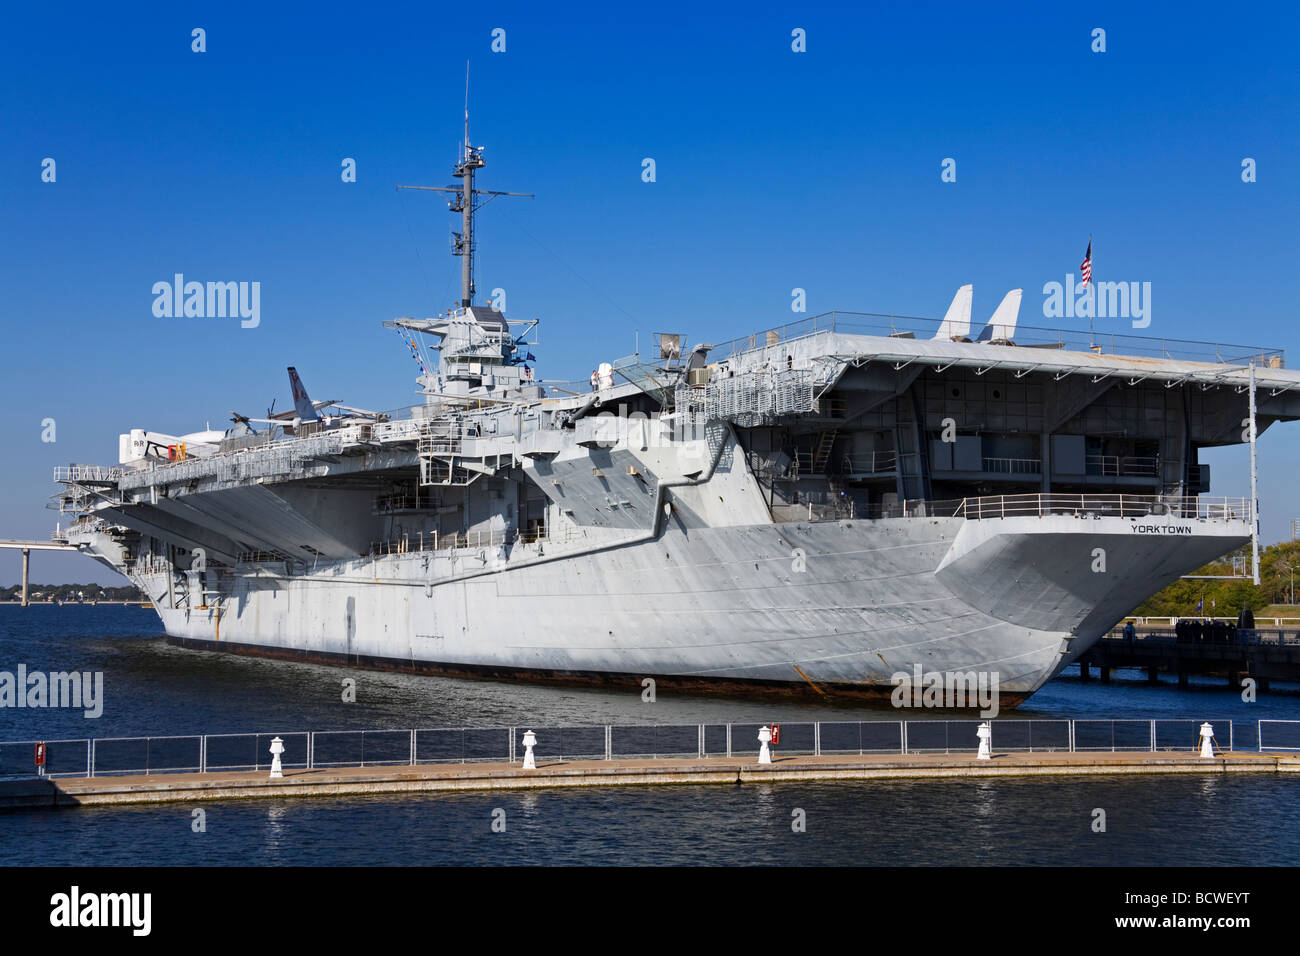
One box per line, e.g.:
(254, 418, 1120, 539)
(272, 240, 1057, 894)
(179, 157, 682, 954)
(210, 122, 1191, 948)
(35, 742, 46, 767)
(771, 723, 781, 745)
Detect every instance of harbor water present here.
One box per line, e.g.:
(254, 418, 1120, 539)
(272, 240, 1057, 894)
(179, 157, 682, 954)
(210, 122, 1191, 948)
(2, 605, 1299, 866)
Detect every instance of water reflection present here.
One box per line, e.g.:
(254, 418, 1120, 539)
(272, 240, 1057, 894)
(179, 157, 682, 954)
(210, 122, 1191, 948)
(263, 803, 290, 857)
(4, 775, 1297, 867)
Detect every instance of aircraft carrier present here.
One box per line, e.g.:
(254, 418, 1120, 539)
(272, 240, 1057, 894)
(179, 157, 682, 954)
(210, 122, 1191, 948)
(48, 125, 1300, 706)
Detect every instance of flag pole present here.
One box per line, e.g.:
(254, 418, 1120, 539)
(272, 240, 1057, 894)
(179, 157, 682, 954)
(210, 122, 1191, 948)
(1088, 233, 1095, 350)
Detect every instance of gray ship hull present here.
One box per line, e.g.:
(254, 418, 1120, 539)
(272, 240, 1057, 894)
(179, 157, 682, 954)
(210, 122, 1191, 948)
(128, 511, 1247, 702)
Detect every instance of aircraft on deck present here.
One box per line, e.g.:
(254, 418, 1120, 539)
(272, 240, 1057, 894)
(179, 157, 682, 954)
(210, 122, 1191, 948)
(231, 367, 380, 433)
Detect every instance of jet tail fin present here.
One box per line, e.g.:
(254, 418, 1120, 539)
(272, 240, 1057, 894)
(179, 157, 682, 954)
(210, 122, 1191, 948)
(976, 289, 1022, 343)
(933, 284, 973, 341)
(287, 367, 320, 423)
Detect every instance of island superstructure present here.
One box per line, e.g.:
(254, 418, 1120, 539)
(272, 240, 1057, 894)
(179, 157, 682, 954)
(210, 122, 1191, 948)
(49, 125, 1300, 706)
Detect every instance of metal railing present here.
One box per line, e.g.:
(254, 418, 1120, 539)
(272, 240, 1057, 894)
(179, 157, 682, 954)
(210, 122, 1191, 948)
(416, 416, 463, 457)
(674, 369, 814, 426)
(53, 517, 110, 541)
(981, 457, 1042, 474)
(234, 550, 292, 565)
(947, 493, 1248, 521)
(774, 493, 1251, 524)
(1258, 720, 1300, 752)
(792, 451, 897, 476)
(772, 497, 860, 523)
(366, 521, 593, 558)
(785, 450, 896, 477)
(53, 465, 124, 483)
(0, 718, 1265, 779)
(124, 555, 177, 576)
(1087, 454, 1161, 477)
(1101, 625, 1300, 646)
(708, 311, 1285, 367)
(373, 494, 443, 515)
(112, 432, 352, 489)
(369, 529, 508, 556)
(368, 418, 423, 443)
(838, 451, 897, 474)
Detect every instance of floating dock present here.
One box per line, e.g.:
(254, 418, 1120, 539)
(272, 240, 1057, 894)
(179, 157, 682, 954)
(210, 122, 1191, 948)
(4, 750, 1299, 810)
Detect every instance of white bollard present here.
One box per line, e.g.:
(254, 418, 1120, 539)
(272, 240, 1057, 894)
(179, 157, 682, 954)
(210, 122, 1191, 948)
(757, 725, 772, 764)
(521, 730, 537, 770)
(976, 722, 992, 760)
(269, 736, 285, 779)
(1198, 722, 1215, 759)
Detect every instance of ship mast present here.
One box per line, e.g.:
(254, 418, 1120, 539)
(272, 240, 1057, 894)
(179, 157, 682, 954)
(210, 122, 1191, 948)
(397, 63, 533, 309)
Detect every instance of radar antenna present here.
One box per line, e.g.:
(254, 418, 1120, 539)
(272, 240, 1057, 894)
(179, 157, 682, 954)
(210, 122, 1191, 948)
(396, 61, 534, 309)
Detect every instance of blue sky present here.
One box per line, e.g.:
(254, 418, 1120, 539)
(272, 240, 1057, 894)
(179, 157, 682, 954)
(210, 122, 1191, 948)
(2, 1, 1298, 584)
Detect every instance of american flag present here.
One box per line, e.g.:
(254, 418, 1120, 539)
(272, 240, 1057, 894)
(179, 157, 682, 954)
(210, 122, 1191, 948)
(1080, 240, 1092, 286)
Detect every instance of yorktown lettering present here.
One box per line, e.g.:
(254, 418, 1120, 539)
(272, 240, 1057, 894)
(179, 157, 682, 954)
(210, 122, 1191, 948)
(49, 886, 151, 936)
(0, 664, 103, 718)
(1130, 524, 1193, 534)
(151, 274, 260, 328)
(890, 664, 1000, 718)
(1041, 274, 1151, 329)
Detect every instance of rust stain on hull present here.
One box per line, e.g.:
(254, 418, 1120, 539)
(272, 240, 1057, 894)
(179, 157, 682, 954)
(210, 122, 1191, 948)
(791, 663, 828, 697)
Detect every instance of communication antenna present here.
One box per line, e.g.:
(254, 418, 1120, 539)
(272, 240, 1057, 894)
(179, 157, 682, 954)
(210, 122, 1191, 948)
(396, 61, 534, 309)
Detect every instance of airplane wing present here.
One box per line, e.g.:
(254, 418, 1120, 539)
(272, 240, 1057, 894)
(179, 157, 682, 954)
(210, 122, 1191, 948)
(322, 403, 379, 417)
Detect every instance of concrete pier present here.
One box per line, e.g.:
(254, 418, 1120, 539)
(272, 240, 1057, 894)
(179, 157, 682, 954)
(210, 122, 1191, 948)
(3, 750, 1298, 810)
(0, 538, 80, 608)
